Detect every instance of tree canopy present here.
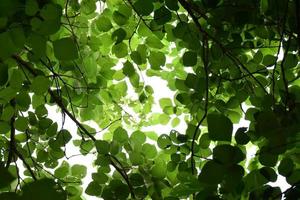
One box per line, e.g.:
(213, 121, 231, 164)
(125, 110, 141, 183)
(1, 0, 300, 199)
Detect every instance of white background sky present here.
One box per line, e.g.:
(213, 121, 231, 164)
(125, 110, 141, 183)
(15, 2, 290, 199)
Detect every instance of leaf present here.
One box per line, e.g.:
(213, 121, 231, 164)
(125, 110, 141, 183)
(15, 92, 31, 111)
(22, 179, 67, 200)
(151, 158, 167, 179)
(129, 173, 144, 186)
(278, 157, 294, 177)
(142, 143, 157, 159)
(95, 140, 110, 154)
(165, 0, 179, 11)
(198, 160, 225, 185)
(0, 63, 8, 86)
(260, 167, 277, 182)
(112, 11, 128, 26)
(123, 61, 135, 77)
(112, 28, 127, 44)
(31, 76, 51, 95)
(14, 117, 28, 131)
(145, 36, 164, 49)
(0, 165, 15, 188)
(92, 172, 108, 184)
(234, 127, 250, 145)
(258, 151, 278, 167)
(25, 0, 39, 16)
(213, 144, 245, 165)
(85, 181, 102, 196)
(182, 51, 197, 66)
(95, 16, 113, 32)
(149, 51, 166, 70)
(130, 151, 143, 165)
(133, 0, 154, 16)
(154, 6, 172, 25)
(207, 113, 233, 141)
(71, 165, 87, 179)
(157, 134, 172, 149)
(53, 37, 78, 60)
(54, 161, 69, 179)
(0, 31, 17, 59)
(260, 0, 268, 13)
(113, 127, 128, 143)
(112, 42, 128, 58)
(130, 51, 143, 65)
(40, 3, 62, 20)
(130, 130, 146, 145)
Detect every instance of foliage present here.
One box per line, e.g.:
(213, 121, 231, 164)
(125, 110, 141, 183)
(0, 0, 300, 199)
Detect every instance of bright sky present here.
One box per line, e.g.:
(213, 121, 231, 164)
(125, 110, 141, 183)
(45, 72, 290, 199)
(15, 1, 290, 199)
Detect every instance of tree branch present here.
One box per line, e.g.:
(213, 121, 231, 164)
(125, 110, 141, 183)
(178, 0, 268, 94)
(5, 99, 16, 168)
(191, 36, 209, 175)
(12, 54, 136, 198)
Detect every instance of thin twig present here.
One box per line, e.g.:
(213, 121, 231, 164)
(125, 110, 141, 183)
(178, 0, 267, 94)
(191, 36, 209, 175)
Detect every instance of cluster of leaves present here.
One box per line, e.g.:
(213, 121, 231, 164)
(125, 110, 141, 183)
(1, 0, 300, 199)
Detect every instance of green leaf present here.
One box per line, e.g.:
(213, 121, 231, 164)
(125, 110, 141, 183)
(284, 53, 298, 69)
(113, 11, 128, 26)
(278, 157, 294, 177)
(40, 3, 62, 20)
(151, 158, 167, 179)
(112, 42, 128, 58)
(133, 0, 154, 16)
(260, 0, 268, 12)
(154, 6, 172, 25)
(85, 181, 102, 196)
(15, 92, 31, 111)
(165, 0, 179, 11)
(56, 129, 72, 146)
(71, 165, 87, 179)
(25, 0, 39, 16)
(207, 113, 233, 141)
(213, 144, 245, 165)
(95, 140, 110, 154)
(0, 121, 11, 134)
(0, 32, 17, 59)
(129, 173, 144, 186)
(260, 167, 277, 182)
(130, 151, 143, 165)
(182, 51, 197, 66)
(130, 51, 143, 65)
(22, 179, 66, 200)
(92, 172, 108, 184)
(145, 36, 164, 49)
(0, 165, 15, 188)
(31, 76, 51, 95)
(199, 160, 225, 185)
(149, 51, 166, 70)
(54, 161, 69, 179)
(123, 61, 135, 77)
(199, 133, 210, 149)
(130, 130, 146, 145)
(112, 28, 127, 44)
(53, 37, 78, 60)
(113, 127, 128, 143)
(157, 134, 172, 149)
(0, 64, 8, 86)
(258, 151, 278, 167)
(14, 117, 28, 131)
(95, 16, 113, 32)
(142, 143, 157, 159)
(234, 127, 250, 145)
